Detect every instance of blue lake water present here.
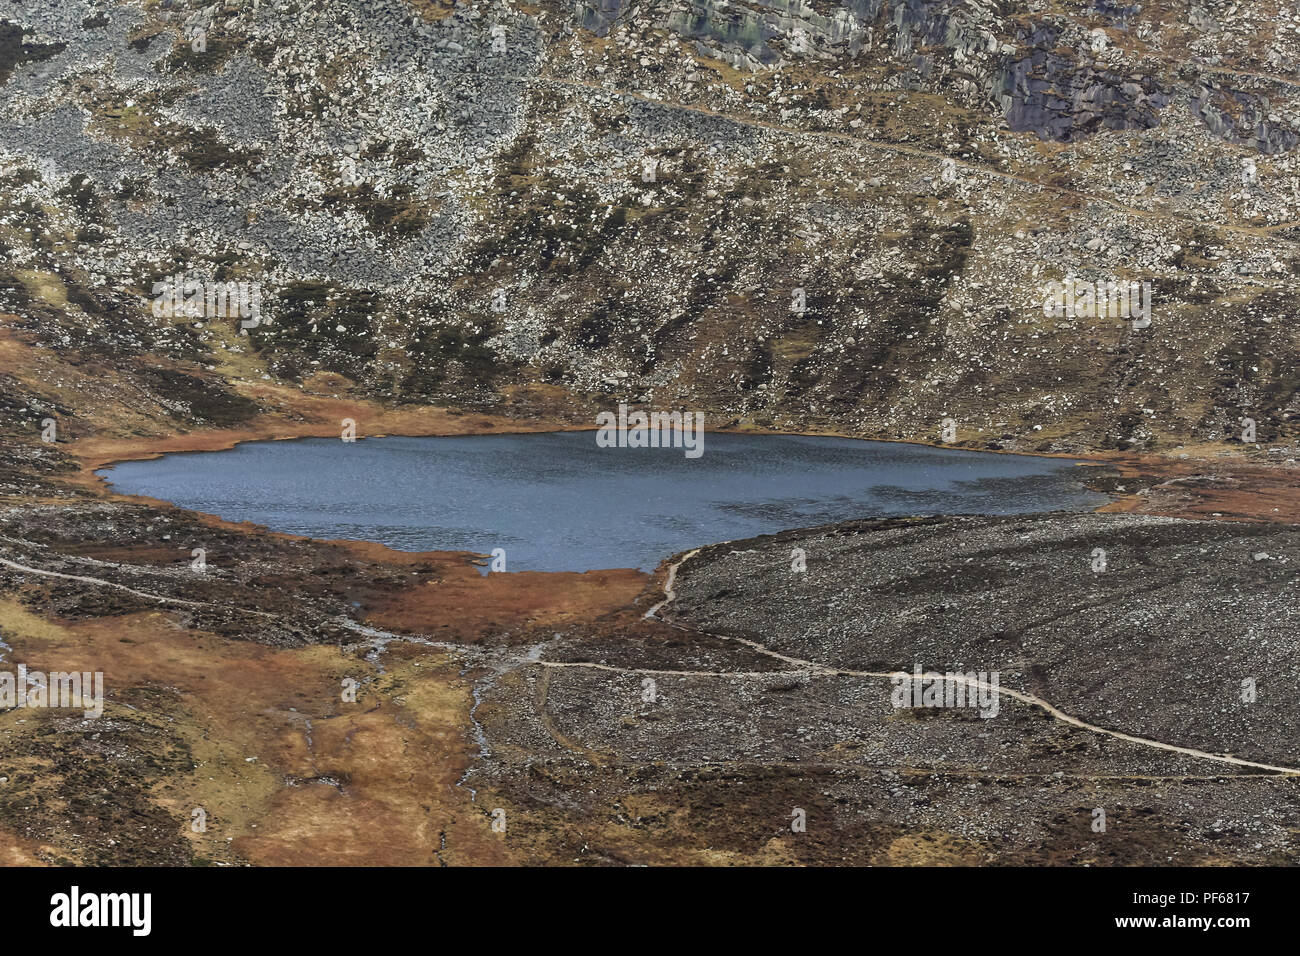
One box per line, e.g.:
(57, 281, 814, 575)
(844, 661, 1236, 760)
(96, 432, 1106, 572)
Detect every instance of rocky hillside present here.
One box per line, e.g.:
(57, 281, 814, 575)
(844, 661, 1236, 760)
(6, 0, 1300, 869)
(3, 0, 1300, 455)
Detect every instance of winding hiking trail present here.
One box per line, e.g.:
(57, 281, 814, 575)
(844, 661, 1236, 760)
(0, 553, 280, 618)
(639, 548, 1300, 777)
(643, 547, 700, 620)
(5, 542, 1299, 778)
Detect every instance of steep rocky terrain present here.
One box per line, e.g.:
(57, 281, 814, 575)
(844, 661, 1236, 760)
(3, 0, 1300, 453)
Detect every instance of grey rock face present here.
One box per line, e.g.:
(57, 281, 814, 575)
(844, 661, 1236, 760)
(1, 0, 1299, 452)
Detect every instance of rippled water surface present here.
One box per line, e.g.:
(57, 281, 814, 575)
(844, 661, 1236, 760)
(97, 432, 1106, 572)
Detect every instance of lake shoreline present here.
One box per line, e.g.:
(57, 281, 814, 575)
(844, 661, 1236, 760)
(95, 430, 1108, 574)
(10, 392, 1300, 869)
(65, 386, 1300, 565)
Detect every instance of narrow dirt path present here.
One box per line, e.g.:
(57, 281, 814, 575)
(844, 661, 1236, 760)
(642, 547, 700, 620)
(0, 553, 280, 615)
(640, 548, 1300, 776)
(10, 543, 1296, 777)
